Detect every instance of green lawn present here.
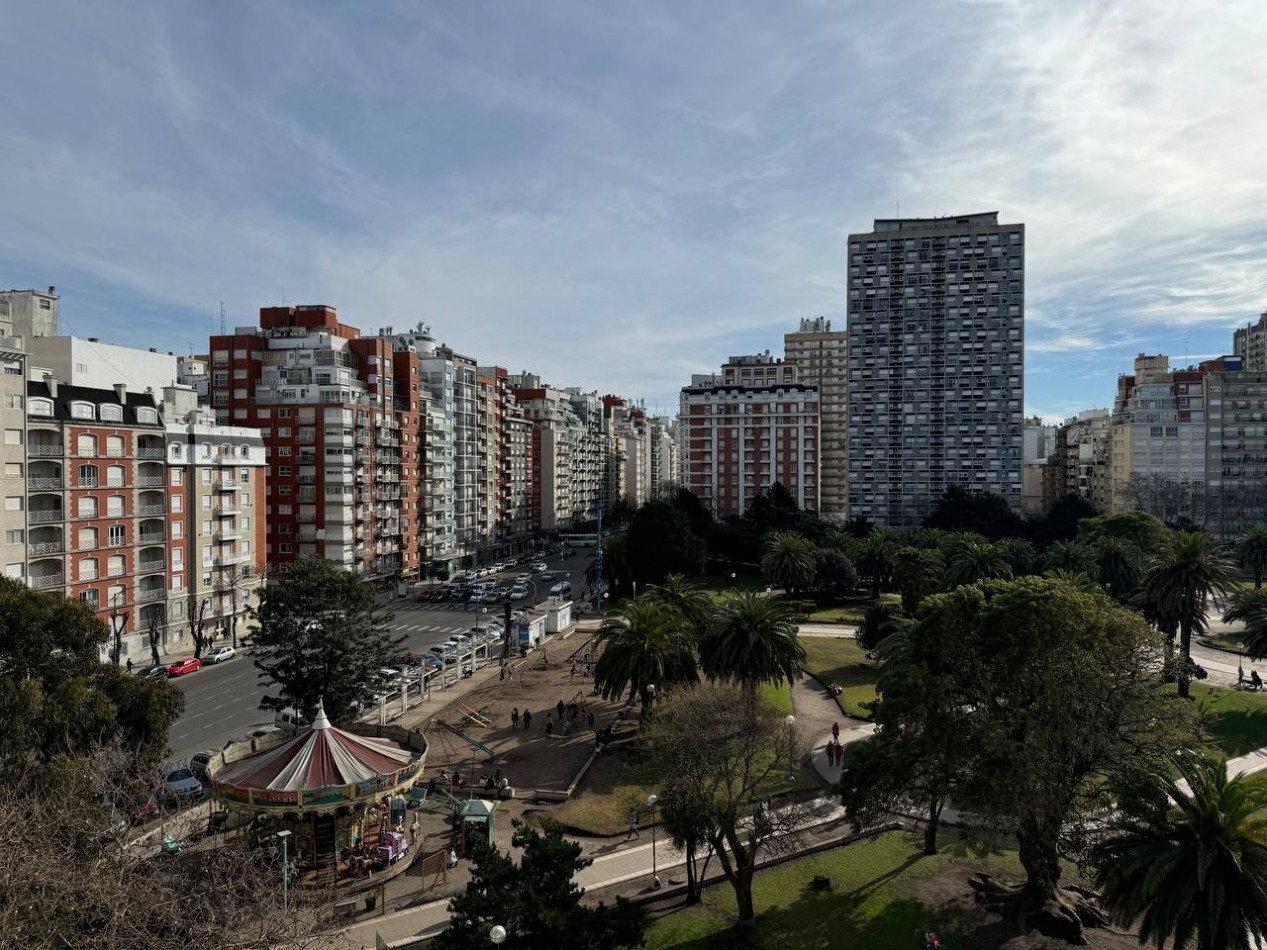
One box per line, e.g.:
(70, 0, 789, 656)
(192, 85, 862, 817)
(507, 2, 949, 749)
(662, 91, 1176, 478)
(643, 830, 1024, 950)
(808, 593, 900, 624)
(1169, 683, 1267, 757)
(800, 636, 878, 720)
(760, 680, 794, 716)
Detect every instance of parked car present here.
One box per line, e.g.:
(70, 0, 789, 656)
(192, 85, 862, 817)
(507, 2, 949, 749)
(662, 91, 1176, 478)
(274, 707, 309, 732)
(510, 584, 529, 600)
(167, 657, 202, 677)
(245, 726, 283, 740)
(137, 664, 169, 681)
(189, 749, 219, 782)
(204, 645, 235, 664)
(161, 766, 205, 804)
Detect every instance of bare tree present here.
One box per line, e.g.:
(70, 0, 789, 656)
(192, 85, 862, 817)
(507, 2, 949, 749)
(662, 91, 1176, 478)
(145, 607, 164, 667)
(0, 748, 346, 950)
(643, 684, 811, 923)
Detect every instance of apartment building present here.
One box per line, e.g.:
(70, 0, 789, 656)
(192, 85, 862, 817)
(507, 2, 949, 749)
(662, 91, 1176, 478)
(846, 213, 1025, 526)
(679, 372, 820, 518)
(29, 336, 178, 394)
(1040, 409, 1112, 511)
(210, 306, 418, 581)
(1107, 354, 1208, 520)
(602, 396, 648, 510)
(644, 416, 678, 498)
(23, 377, 169, 662)
(0, 300, 28, 583)
(177, 356, 211, 404)
(162, 386, 268, 649)
(1233, 313, 1267, 371)
(0, 287, 59, 340)
(784, 317, 847, 517)
(1201, 357, 1267, 539)
(475, 366, 535, 560)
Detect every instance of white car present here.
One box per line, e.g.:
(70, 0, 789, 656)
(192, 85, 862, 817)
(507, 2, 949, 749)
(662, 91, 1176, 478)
(204, 645, 235, 664)
(161, 766, 205, 803)
(531, 562, 548, 573)
(510, 584, 529, 600)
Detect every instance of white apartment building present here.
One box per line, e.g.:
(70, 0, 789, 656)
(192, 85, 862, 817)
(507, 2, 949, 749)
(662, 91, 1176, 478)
(28, 336, 179, 394)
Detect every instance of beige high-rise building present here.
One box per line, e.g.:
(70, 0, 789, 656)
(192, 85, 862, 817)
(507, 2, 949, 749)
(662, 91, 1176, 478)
(784, 317, 847, 517)
(1233, 313, 1267, 370)
(0, 301, 26, 583)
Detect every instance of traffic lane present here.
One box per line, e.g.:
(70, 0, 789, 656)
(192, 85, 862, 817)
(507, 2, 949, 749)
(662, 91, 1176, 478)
(168, 656, 272, 760)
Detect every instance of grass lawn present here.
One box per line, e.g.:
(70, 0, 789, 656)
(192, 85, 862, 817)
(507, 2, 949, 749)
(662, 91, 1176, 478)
(800, 636, 878, 720)
(552, 746, 658, 837)
(808, 593, 900, 624)
(1171, 683, 1267, 757)
(643, 830, 1024, 950)
(1202, 632, 1246, 654)
(760, 680, 794, 716)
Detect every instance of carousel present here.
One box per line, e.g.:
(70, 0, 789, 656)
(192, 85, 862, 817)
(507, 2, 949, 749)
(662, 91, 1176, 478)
(212, 700, 425, 884)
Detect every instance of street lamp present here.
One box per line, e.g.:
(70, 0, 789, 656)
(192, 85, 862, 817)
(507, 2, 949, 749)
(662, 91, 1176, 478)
(490, 924, 507, 944)
(277, 829, 293, 915)
(785, 715, 797, 781)
(729, 572, 736, 588)
(647, 793, 661, 889)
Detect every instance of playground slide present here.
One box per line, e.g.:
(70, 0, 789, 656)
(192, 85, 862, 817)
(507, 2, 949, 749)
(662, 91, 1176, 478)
(434, 719, 497, 759)
(458, 703, 492, 727)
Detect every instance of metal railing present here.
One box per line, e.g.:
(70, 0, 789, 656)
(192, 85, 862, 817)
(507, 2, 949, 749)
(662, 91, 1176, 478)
(137, 588, 166, 603)
(28, 445, 63, 457)
(137, 560, 165, 574)
(29, 541, 63, 555)
(137, 505, 166, 516)
(29, 510, 64, 524)
(28, 477, 63, 490)
(29, 574, 65, 590)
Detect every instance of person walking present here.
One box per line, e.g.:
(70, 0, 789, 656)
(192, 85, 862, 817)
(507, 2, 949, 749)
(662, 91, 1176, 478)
(545, 714, 553, 737)
(831, 721, 840, 742)
(834, 741, 844, 766)
(627, 810, 640, 840)
(556, 698, 565, 721)
(511, 707, 520, 729)
(587, 710, 595, 731)
(523, 709, 532, 730)
(126, 658, 133, 674)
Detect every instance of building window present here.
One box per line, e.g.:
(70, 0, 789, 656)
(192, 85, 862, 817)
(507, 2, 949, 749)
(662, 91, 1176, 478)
(28, 399, 51, 416)
(4, 429, 22, 445)
(108, 525, 125, 547)
(4, 463, 21, 478)
(77, 498, 97, 519)
(5, 394, 22, 409)
(5, 529, 23, 544)
(172, 496, 182, 513)
(106, 435, 124, 456)
(106, 495, 125, 517)
(80, 589, 99, 609)
(171, 469, 182, 486)
(106, 465, 125, 487)
(171, 522, 182, 539)
(5, 562, 24, 579)
(136, 408, 158, 424)
(77, 435, 98, 457)
(79, 527, 98, 550)
(78, 464, 98, 487)
(100, 404, 122, 422)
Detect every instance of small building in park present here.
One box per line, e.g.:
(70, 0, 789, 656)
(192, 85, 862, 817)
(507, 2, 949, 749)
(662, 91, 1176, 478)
(211, 701, 426, 884)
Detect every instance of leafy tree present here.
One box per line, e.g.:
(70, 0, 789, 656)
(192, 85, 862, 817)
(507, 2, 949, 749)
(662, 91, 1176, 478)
(1239, 524, 1267, 589)
(935, 578, 1200, 942)
(624, 501, 706, 584)
(996, 537, 1038, 577)
(1094, 536, 1143, 603)
(705, 519, 763, 569)
(1041, 539, 1093, 574)
(843, 515, 874, 539)
(648, 574, 715, 642)
(1043, 568, 1100, 593)
(698, 592, 805, 691)
(855, 528, 903, 598)
(1224, 587, 1267, 659)
(250, 560, 405, 726)
(645, 685, 810, 925)
(1091, 756, 1267, 950)
(592, 598, 698, 703)
(669, 486, 714, 540)
(856, 602, 905, 651)
(759, 530, 817, 594)
(435, 819, 644, 950)
(0, 578, 182, 783)
(813, 546, 858, 595)
(943, 536, 1013, 589)
(1140, 531, 1239, 699)
(1078, 510, 1168, 553)
(1031, 494, 1098, 547)
(894, 546, 945, 615)
(841, 621, 973, 855)
(910, 527, 954, 551)
(922, 486, 1023, 540)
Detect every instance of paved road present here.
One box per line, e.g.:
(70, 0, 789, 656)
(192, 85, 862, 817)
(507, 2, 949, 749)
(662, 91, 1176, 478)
(166, 549, 597, 761)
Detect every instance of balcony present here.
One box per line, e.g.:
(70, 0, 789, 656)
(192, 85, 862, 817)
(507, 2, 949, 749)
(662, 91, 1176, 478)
(138, 531, 165, 544)
(28, 477, 63, 490)
(29, 573, 65, 591)
(217, 478, 238, 490)
(216, 504, 240, 516)
(28, 444, 64, 457)
(29, 510, 64, 524)
(137, 505, 165, 517)
(29, 541, 63, 556)
(137, 559, 165, 574)
(104, 447, 126, 458)
(136, 476, 165, 488)
(137, 448, 165, 460)
(137, 588, 166, 603)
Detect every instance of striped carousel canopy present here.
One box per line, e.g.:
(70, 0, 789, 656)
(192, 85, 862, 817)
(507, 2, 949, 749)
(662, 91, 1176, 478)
(218, 701, 416, 792)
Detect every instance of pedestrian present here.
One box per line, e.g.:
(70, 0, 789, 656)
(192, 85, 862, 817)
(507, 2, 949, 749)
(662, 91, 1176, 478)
(500, 667, 505, 682)
(824, 744, 833, 767)
(627, 810, 640, 840)
(556, 698, 565, 721)
(545, 714, 553, 737)
(447, 848, 459, 869)
(511, 707, 520, 729)
(126, 658, 133, 674)
(583, 664, 592, 679)
(1255, 670, 1264, 691)
(570, 662, 577, 678)
(587, 710, 595, 731)
(523, 709, 532, 729)
(1240, 661, 1246, 686)
(834, 741, 844, 766)
(831, 721, 840, 742)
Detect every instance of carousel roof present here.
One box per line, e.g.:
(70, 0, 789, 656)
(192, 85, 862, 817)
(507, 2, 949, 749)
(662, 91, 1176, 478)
(218, 701, 417, 792)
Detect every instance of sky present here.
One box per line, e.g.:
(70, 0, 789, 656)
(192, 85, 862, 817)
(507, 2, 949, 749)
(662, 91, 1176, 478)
(2, 1, 1266, 422)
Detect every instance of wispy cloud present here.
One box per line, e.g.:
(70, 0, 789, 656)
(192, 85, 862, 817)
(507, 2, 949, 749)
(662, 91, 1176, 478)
(0, 0, 1265, 417)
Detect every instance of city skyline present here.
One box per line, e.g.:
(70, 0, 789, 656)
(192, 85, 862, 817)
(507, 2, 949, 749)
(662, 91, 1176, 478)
(3, 2, 1267, 421)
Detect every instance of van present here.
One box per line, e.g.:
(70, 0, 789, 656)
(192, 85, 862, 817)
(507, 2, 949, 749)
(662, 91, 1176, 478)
(274, 707, 309, 732)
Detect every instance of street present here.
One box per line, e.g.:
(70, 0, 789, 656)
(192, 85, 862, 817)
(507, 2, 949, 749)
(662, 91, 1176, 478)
(166, 548, 597, 761)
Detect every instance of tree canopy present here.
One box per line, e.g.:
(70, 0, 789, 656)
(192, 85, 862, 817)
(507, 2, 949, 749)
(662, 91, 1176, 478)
(250, 560, 405, 726)
(623, 500, 706, 585)
(592, 598, 699, 703)
(922, 486, 1024, 540)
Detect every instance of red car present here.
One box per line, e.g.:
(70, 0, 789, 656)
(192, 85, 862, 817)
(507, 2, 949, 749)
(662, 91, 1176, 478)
(168, 657, 202, 677)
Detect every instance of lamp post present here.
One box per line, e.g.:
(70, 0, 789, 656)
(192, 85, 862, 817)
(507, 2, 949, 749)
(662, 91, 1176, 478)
(785, 714, 797, 780)
(489, 924, 507, 944)
(647, 793, 660, 889)
(729, 572, 736, 588)
(277, 829, 293, 915)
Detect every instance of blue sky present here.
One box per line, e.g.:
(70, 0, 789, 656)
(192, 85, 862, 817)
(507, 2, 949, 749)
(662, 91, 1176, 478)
(2, 1, 1266, 422)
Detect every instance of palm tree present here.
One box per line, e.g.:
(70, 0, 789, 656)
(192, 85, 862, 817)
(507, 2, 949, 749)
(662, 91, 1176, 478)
(1092, 756, 1267, 950)
(697, 591, 805, 691)
(1141, 531, 1240, 699)
(1094, 537, 1143, 603)
(592, 599, 698, 703)
(855, 529, 903, 598)
(943, 538, 1013, 589)
(1045, 568, 1101, 594)
(1042, 539, 1093, 574)
(760, 531, 817, 595)
(649, 574, 715, 642)
(1239, 525, 1267, 589)
(1225, 587, 1267, 659)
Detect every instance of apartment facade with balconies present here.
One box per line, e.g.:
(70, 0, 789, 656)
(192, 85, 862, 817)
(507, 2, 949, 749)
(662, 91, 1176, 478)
(24, 377, 168, 662)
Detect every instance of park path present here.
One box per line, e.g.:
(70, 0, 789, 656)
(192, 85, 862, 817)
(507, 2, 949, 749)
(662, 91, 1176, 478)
(789, 624, 875, 787)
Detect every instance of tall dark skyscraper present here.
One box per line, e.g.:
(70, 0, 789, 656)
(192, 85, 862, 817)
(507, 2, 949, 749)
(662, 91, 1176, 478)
(845, 213, 1024, 526)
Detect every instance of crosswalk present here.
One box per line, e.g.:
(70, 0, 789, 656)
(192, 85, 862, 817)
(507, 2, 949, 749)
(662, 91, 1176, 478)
(392, 622, 472, 635)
